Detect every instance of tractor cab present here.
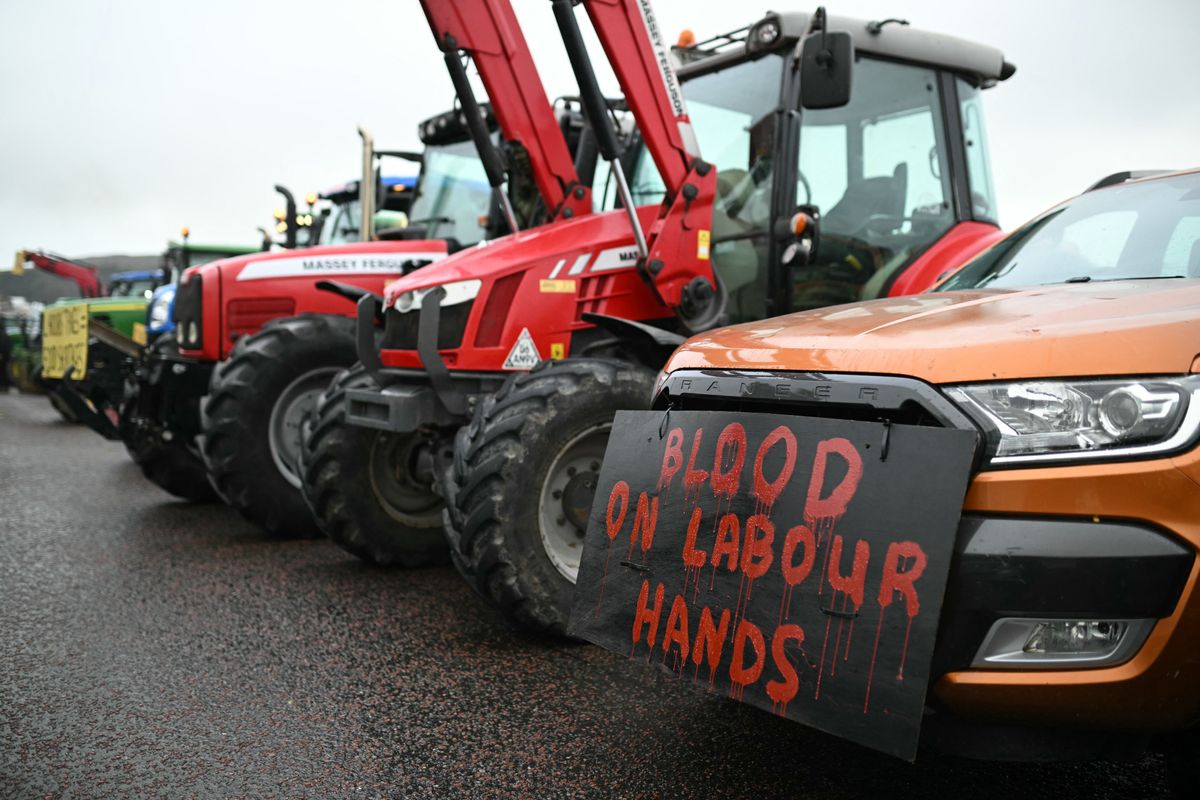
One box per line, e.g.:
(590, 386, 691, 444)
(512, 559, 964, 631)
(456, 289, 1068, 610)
(618, 12, 1013, 321)
(313, 107, 504, 252)
(107, 270, 166, 300)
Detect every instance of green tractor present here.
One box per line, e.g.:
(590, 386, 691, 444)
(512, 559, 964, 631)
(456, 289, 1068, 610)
(0, 296, 43, 393)
(25, 239, 257, 425)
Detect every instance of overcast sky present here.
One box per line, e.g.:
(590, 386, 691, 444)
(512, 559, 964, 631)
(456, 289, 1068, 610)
(1, 0, 1197, 261)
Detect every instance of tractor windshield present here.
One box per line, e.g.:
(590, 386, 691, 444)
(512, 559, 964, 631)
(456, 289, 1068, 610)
(108, 279, 158, 299)
(939, 172, 1200, 290)
(625, 52, 985, 321)
(407, 139, 493, 248)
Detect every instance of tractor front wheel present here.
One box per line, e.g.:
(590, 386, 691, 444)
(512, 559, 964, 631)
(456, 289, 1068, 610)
(299, 363, 447, 566)
(443, 358, 655, 635)
(201, 314, 355, 537)
(120, 336, 216, 503)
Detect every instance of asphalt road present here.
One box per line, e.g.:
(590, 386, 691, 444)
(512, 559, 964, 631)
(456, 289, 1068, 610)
(0, 392, 1173, 798)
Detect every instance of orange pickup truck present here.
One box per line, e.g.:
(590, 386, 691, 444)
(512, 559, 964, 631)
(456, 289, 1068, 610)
(570, 170, 1200, 784)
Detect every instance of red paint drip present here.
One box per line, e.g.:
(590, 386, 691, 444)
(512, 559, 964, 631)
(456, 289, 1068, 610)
(814, 613, 833, 700)
(863, 610, 886, 714)
(897, 614, 914, 681)
(830, 592, 846, 679)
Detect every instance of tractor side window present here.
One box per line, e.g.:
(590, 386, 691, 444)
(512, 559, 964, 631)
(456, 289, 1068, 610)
(958, 79, 998, 224)
(630, 53, 785, 323)
(794, 59, 954, 310)
(323, 200, 362, 245)
(408, 139, 493, 247)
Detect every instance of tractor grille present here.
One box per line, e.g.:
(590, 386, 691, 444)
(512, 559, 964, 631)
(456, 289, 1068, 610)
(173, 275, 203, 349)
(381, 300, 472, 351)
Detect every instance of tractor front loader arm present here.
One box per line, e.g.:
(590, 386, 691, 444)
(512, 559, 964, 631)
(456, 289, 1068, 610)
(420, 0, 593, 223)
(554, 0, 722, 332)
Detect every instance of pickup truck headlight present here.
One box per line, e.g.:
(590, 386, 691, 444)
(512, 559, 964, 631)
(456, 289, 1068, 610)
(946, 376, 1200, 465)
(148, 287, 176, 328)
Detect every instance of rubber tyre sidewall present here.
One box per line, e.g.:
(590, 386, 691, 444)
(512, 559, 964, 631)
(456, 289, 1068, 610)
(448, 359, 655, 635)
(202, 314, 356, 538)
(299, 363, 447, 566)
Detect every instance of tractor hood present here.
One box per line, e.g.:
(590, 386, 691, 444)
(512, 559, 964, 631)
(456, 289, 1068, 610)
(666, 280, 1200, 383)
(382, 207, 658, 306)
(180, 239, 449, 286)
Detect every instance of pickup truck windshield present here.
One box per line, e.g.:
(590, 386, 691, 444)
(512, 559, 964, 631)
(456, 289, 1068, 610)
(941, 173, 1200, 290)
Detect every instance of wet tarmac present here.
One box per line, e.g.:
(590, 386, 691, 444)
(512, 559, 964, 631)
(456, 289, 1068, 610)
(0, 393, 1173, 798)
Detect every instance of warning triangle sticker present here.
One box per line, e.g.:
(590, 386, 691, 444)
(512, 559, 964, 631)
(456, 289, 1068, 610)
(502, 327, 542, 370)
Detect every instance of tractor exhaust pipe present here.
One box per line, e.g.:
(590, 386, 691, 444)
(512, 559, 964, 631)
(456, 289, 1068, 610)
(358, 126, 376, 242)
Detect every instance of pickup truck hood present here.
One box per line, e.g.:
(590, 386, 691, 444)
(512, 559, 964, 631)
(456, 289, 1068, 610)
(667, 280, 1200, 383)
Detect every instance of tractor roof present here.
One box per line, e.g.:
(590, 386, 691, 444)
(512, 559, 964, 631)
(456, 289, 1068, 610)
(166, 242, 259, 255)
(676, 12, 1014, 88)
(111, 270, 160, 282)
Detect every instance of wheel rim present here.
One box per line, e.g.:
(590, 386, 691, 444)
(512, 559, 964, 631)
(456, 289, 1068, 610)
(268, 367, 341, 489)
(538, 422, 610, 583)
(368, 430, 441, 524)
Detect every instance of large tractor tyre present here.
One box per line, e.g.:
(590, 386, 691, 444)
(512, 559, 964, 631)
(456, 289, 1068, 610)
(444, 358, 655, 636)
(201, 314, 355, 538)
(298, 363, 447, 566)
(119, 337, 217, 503)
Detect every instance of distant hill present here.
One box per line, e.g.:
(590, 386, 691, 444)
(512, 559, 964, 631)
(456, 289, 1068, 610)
(0, 252, 162, 305)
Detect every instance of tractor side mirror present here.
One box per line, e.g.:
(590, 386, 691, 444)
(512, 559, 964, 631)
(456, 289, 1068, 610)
(800, 31, 853, 110)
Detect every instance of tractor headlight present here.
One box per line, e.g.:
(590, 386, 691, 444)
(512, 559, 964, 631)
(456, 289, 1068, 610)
(946, 376, 1200, 466)
(148, 288, 176, 329)
(391, 279, 482, 314)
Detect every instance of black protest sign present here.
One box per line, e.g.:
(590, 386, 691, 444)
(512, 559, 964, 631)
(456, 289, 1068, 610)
(569, 410, 978, 760)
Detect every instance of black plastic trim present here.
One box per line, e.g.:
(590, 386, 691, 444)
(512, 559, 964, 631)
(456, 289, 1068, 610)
(930, 514, 1195, 677)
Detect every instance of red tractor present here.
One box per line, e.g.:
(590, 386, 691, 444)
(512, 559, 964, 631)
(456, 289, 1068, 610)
(304, 1, 1015, 635)
(153, 41, 607, 536)
(127, 115, 505, 513)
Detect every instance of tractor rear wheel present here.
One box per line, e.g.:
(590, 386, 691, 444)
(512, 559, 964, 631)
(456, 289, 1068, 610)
(201, 314, 354, 538)
(299, 363, 447, 566)
(443, 358, 655, 635)
(121, 335, 216, 503)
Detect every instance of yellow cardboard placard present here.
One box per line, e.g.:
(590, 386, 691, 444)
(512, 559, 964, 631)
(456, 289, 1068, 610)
(41, 305, 90, 379)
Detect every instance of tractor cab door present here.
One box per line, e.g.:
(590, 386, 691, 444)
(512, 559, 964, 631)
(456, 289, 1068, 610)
(621, 53, 788, 324)
(788, 58, 992, 310)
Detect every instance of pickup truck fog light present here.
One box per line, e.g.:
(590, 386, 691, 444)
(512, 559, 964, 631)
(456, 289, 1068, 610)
(971, 617, 1154, 668)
